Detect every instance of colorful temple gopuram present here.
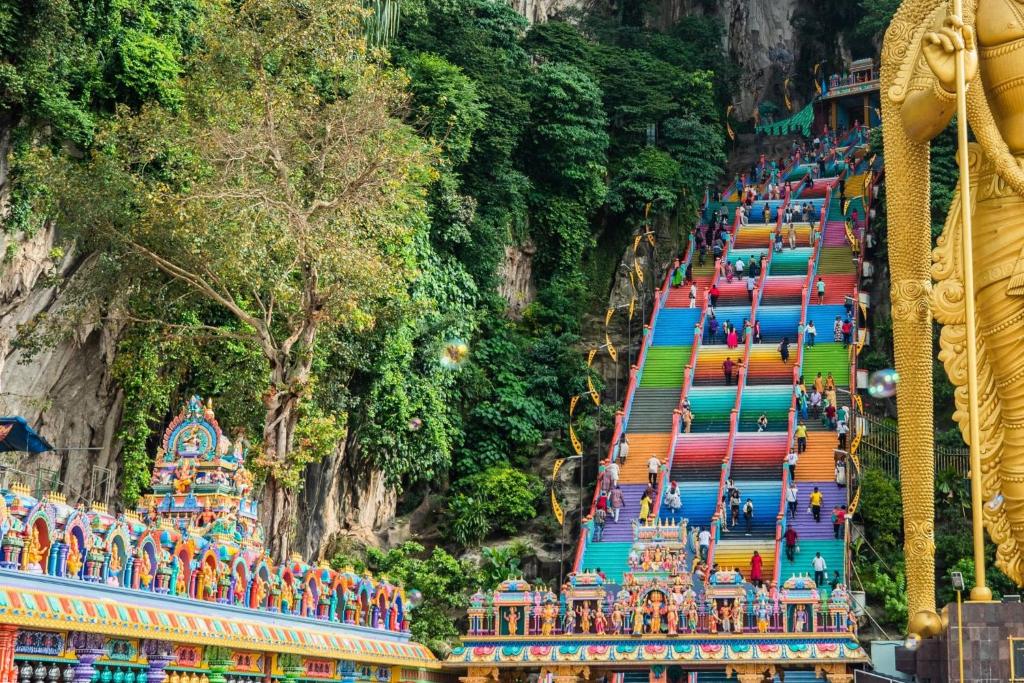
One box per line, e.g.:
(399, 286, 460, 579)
(444, 110, 878, 682)
(0, 397, 442, 683)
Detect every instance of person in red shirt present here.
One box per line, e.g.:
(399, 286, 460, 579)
(723, 357, 735, 385)
(784, 526, 799, 561)
(750, 550, 763, 587)
(834, 505, 847, 539)
(709, 283, 720, 309)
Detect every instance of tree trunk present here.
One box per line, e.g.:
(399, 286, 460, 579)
(260, 356, 307, 563)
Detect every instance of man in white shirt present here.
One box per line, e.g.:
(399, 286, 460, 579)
(811, 552, 828, 587)
(786, 481, 799, 517)
(785, 450, 799, 479)
(648, 454, 661, 486)
(735, 257, 745, 276)
(698, 527, 711, 561)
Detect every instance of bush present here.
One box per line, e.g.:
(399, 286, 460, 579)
(447, 466, 544, 545)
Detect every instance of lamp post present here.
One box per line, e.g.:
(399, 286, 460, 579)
(952, 571, 966, 683)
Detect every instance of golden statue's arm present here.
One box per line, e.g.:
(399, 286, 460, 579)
(900, 79, 957, 143)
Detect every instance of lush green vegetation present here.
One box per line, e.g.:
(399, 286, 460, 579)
(5, 0, 728, 615)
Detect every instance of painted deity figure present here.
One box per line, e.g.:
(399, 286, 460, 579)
(578, 602, 592, 634)
(280, 581, 294, 611)
(883, 0, 1024, 619)
(66, 536, 82, 577)
(504, 607, 521, 635)
(25, 527, 45, 569)
(541, 603, 557, 635)
(631, 601, 645, 635)
(665, 602, 678, 635)
(610, 604, 624, 634)
(137, 552, 153, 587)
(686, 604, 698, 633)
(594, 608, 607, 635)
(756, 603, 770, 633)
(794, 605, 808, 633)
(647, 594, 664, 634)
(108, 545, 122, 574)
(719, 604, 732, 633)
(563, 606, 576, 635)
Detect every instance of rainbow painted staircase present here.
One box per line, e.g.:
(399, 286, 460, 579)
(576, 138, 870, 594)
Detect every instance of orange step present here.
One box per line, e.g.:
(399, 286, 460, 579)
(617, 433, 673, 482)
(794, 432, 838, 481)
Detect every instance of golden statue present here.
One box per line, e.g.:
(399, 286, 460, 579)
(253, 575, 268, 608)
(138, 551, 153, 587)
(66, 536, 82, 576)
(883, 0, 1024, 630)
(25, 527, 45, 568)
(109, 545, 122, 573)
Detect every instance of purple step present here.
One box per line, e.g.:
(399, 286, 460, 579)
(823, 220, 848, 246)
(784, 482, 848, 540)
(597, 483, 648, 542)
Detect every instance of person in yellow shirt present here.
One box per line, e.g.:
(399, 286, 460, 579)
(795, 421, 808, 454)
(809, 487, 823, 523)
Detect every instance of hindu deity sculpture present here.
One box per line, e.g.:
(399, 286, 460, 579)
(562, 605, 576, 634)
(108, 545, 122, 574)
(24, 527, 45, 571)
(665, 601, 678, 635)
(883, 0, 1024, 629)
(137, 552, 153, 587)
(793, 605, 808, 633)
(66, 535, 82, 577)
(577, 602, 592, 634)
(610, 604, 624, 634)
(540, 603, 557, 635)
(631, 600, 645, 635)
(594, 608, 607, 634)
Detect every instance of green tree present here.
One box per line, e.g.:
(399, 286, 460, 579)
(30, 0, 433, 560)
(348, 541, 476, 654)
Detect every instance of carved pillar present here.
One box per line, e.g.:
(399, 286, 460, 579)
(338, 662, 357, 683)
(542, 666, 588, 683)
(815, 665, 853, 683)
(71, 634, 107, 683)
(458, 668, 498, 683)
(0, 625, 17, 683)
(143, 642, 175, 683)
(726, 665, 773, 683)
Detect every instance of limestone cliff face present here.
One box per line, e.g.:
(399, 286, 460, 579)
(0, 228, 124, 499)
(520, 0, 803, 121)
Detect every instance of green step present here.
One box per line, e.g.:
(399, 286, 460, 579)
(801, 344, 851, 385)
(579, 542, 633, 583)
(817, 248, 856, 275)
(777, 539, 846, 586)
(640, 346, 692, 388)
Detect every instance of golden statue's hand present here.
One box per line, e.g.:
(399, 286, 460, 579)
(922, 16, 978, 93)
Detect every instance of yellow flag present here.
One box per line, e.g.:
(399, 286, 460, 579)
(629, 296, 636, 320)
(634, 259, 644, 284)
(569, 421, 583, 456)
(569, 394, 580, 417)
(605, 307, 614, 326)
(586, 350, 600, 405)
(606, 333, 618, 362)
(784, 78, 792, 111)
(726, 105, 735, 140)
(551, 489, 564, 525)
(552, 457, 565, 479)
(814, 63, 822, 95)
(633, 235, 642, 252)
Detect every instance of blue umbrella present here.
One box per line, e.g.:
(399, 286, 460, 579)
(0, 417, 53, 453)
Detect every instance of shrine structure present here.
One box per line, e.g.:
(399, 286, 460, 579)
(0, 397, 441, 683)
